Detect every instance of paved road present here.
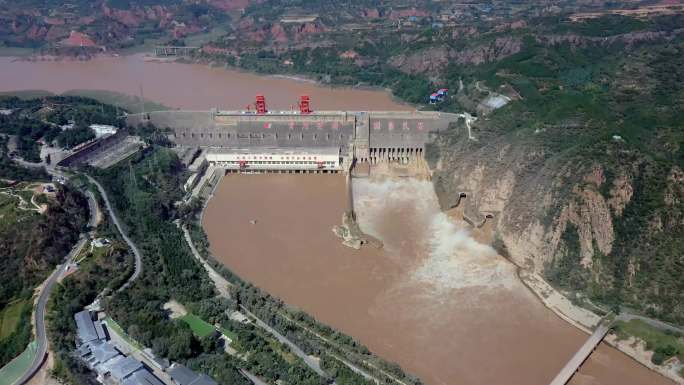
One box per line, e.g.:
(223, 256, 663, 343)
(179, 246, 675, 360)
(617, 313, 684, 335)
(549, 322, 611, 385)
(239, 306, 331, 380)
(14, 190, 97, 385)
(180, 225, 232, 298)
(84, 175, 142, 291)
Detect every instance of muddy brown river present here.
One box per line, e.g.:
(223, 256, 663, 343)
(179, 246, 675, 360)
(0, 55, 409, 111)
(0, 55, 671, 384)
(204, 174, 671, 385)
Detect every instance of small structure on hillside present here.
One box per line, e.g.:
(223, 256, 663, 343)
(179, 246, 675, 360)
(428, 88, 449, 104)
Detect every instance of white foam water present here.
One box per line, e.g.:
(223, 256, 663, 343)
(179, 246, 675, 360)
(353, 177, 516, 292)
(413, 211, 516, 291)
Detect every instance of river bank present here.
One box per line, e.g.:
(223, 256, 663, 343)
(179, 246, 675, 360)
(182, 55, 417, 107)
(518, 269, 683, 384)
(202, 173, 669, 385)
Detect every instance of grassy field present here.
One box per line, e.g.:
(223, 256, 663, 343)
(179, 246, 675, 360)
(0, 340, 36, 385)
(179, 314, 215, 338)
(219, 326, 238, 342)
(0, 300, 29, 341)
(0, 190, 39, 232)
(615, 319, 684, 364)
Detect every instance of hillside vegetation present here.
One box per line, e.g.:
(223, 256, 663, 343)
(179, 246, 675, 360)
(426, 22, 683, 325)
(0, 182, 89, 367)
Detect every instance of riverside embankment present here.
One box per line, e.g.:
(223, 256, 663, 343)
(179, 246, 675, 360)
(203, 173, 671, 385)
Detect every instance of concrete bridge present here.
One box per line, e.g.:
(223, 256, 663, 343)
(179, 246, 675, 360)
(549, 320, 612, 385)
(127, 109, 461, 172)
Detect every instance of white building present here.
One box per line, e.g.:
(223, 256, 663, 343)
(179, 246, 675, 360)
(205, 147, 342, 172)
(89, 124, 118, 138)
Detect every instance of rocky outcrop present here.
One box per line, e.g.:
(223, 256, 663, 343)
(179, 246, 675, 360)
(427, 119, 683, 323)
(388, 47, 453, 76)
(431, 141, 619, 272)
(389, 37, 522, 76)
(454, 37, 523, 65)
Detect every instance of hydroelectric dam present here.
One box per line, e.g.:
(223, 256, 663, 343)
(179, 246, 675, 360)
(126, 96, 463, 174)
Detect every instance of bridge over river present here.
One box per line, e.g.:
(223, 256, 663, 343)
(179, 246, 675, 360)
(549, 321, 612, 385)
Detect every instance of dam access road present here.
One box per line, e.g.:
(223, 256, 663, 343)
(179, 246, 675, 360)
(14, 185, 98, 385)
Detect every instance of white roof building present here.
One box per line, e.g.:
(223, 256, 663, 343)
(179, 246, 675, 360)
(89, 124, 118, 138)
(205, 147, 342, 172)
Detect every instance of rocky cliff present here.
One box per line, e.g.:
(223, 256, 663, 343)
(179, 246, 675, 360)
(427, 116, 684, 324)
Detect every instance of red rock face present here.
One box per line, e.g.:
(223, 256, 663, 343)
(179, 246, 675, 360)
(46, 25, 69, 41)
(270, 23, 288, 43)
(27, 24, 48, 41)
(61, 31, 97, 47)
(101, 4, 142, 27)
(510, 20, 527, 29)
(245, 28, 267, 43)
(290, 21, 324, 43)
(388, 8, 429, 20)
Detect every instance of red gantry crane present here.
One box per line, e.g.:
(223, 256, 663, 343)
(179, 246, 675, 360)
(299, 95, 312, 114)
(255, 95, 267, 114)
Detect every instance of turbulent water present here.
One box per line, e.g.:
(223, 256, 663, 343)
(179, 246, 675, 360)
(204, 174, 671, 385)
(354, 178, 516, 293)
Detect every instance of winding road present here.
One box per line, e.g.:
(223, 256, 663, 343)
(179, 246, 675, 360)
(16, 170, 143, 384)
(14, 189, 97, 385)
(84, 174, 142, 291)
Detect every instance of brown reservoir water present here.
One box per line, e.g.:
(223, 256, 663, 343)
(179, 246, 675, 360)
(0, 55, 410, 111)
(203, 174, 672, 385)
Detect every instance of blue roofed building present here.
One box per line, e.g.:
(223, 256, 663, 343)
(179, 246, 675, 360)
(168, 363, 218, 385)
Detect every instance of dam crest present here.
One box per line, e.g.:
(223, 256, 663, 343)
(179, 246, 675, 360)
(127, 108, 460, 173)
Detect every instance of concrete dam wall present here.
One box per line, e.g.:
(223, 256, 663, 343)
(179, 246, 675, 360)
(127, 110, 459, 168)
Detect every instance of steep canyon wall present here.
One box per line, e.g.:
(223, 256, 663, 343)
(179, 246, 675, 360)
(427, 121, 684, 324)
